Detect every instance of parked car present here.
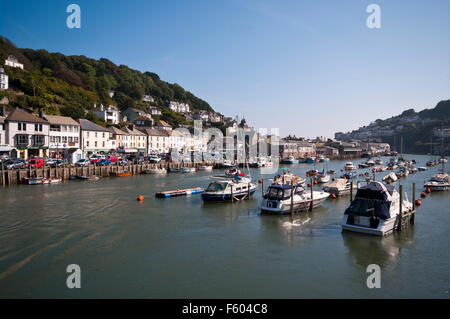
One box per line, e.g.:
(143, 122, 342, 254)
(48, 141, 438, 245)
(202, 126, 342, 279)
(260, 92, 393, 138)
(96, 159, 111, 166)
(148, 155, 161, 163)
(76, 159, 90, 167)
(90, 154, 105, 163)
(49, 159, 68, 168)
(4, 160, 26, 169)
(107, 156, 118, 163)
(28, 158, 44, 168)
(117, 158, 128, 165)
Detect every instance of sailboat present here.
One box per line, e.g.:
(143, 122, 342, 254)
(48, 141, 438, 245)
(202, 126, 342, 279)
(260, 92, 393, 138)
(424, 137, 450, 191)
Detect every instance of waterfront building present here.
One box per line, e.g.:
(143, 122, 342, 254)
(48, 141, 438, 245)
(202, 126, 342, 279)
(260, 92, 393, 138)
(0, 68, 8, 90)
(108, 126, 128, 151)
(122, 107, 152, 123)
(168, 101, 190, 113)
(133, 115, 153, 128)
(0, 107, 11, 157)
(44, 114, 82, 162)
(121, 125, 147, 154)
(168, 129, 186, 153)
(139, 128, 170, 154)
(4, 55, 24, 69)
(280, 139, 315, 158)
(79, 119, 110, 155)
(154, 120, 172, 131)
(93, 104, 120, 124)
(148, 106, 161, 116)
(4, 108, 49, 159)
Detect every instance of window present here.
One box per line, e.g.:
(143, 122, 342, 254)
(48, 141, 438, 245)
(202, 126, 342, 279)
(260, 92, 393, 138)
(39, 124, 42, 132)
(17, 134, 28, 145)
(74, 137, 78, 143)
(86, 141, 89, 147)
(95, 141, 97, 147)
(35, 124, 38, 131)
(102, 141, 105, 147)
(103, 133, 105, 138)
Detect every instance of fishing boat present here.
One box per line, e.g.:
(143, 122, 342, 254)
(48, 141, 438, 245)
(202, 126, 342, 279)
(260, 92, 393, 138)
(342, 181, 413, 236)
(281, 155, 298, 164)
(344, 162, 356, 171)
(424, 174, 450, 191)
(260, 183, 330, 214)
(198, 165, 213, 171)
(110, 171, 132, 177)
(145, 167, 167, 174)
(180, 167, 197, 173)
(202, 176, 257, 202)
(305, 157, 316, 164)
(21, 177, 62, 185)
(323, 178, 353, 196)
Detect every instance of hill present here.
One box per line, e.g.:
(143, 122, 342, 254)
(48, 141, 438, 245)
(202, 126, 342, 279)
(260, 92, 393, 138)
(335, 99, 450, 155)
(0, 36, 214, 127)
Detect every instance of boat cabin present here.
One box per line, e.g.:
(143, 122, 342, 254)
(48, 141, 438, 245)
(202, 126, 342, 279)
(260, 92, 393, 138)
(265, 184, 304, 200)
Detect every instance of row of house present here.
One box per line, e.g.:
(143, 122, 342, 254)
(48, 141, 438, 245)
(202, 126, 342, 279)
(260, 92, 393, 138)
(0, 107, 211, 162)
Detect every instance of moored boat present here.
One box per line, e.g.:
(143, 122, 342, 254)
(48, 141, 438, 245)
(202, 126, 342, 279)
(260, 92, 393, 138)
(145, 167, 167, 174)
(198, 165, 213, 171)
(323, 178, 352, 196)
(110, 171, 132, 177)
(202, 176, 258, 202)
(344, 162, 356, 171)
(21, 177, 62, 185)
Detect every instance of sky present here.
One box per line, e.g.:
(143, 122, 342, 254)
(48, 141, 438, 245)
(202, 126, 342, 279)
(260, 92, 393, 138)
(0, 0, 449, 138)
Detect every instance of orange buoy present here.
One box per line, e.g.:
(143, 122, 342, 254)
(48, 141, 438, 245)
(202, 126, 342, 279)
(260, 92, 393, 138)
(258, 179, 262, 184)
(420, 192, 426, 198)
(426, 188, 431, 193)
(137, 195, 144, 201)
(331, 193, 336, 199)
(415, 199, 421, 206)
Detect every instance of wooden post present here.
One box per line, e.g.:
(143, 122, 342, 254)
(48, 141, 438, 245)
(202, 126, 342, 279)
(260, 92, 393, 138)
(291, 183, 294, 216)
(248, 183, 250, 200)
(261, 179, 264, 197)
(411, 182, 416, 224)
(309, 177, 313, 212)
(1, 159, 5, 187)
(398, 184, 403, 231)
(350, 178, 353, 203)
(231, 184, 234, 203)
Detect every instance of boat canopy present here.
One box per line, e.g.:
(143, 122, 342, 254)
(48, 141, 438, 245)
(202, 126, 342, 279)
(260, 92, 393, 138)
(266, 184, 304, 200)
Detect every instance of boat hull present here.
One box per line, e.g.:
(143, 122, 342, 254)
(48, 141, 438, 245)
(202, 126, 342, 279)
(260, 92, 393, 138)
(202, 189, 256, 202)
(341, 215, 399, 236)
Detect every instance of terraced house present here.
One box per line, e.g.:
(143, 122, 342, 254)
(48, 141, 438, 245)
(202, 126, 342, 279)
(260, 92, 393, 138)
(4, 108, 49, 159)
(79, 119, 111, 155)
(44, 114, 82, 162)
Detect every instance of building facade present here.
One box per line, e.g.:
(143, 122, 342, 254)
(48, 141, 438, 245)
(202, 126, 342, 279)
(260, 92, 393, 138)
(79, 119, 111, 155)
(0, 68, 8, 90)
(93, 104, 120, 124)
(5, 55, 24, 69)
(44, 114, 81, 162)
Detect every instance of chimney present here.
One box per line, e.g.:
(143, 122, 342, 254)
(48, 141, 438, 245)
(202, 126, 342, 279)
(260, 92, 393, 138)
(39, 108, 44, 119)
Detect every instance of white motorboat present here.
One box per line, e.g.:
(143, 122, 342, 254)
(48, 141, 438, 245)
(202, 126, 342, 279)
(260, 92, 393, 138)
(180, 167, 197, 173)
(145, 167, 167, 174)
(375, 158, 383, 165)
(272, 170, 306, 186)
(342, 181, 413, 236)
(317, 173, 330, 183)
(382, 172, 398, 183)
(260, 184, 330, 214)
(323, 178, 352, 196)
(281, 155, 298, 164)
(198, 165, 213, 171)
(344, 162, 356, 171)
(21, 177, 62, 185)
(202, 176, 258, 202)
(424, 173, 450, 191)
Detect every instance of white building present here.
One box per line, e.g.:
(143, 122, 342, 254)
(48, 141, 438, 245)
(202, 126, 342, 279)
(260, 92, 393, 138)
(142, 95, 154, 103)
(168, 101, 190, 113)
(0, 108, 11, 157)
(148, 106, 161, 116)
(169, 129, 186, 152)
(44, 114, 82, 162)
(4, 108, 49, 159)
(5, 55, 24, 69)
(79, 119, 111, 155)
(0, 68, 8, 90)
(93, 104, 120, 124)
(139, 128, 170, 154)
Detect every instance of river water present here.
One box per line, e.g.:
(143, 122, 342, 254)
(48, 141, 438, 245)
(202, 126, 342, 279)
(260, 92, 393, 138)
(0, 155, 448, 298)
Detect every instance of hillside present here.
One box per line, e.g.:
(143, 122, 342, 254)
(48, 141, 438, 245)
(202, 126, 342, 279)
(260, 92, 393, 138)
(0, 36, 214, 126)
(335, 99, 450, 155)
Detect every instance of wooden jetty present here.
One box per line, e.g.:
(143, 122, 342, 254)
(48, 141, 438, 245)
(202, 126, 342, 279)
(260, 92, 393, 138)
(155, 187, 204, 198)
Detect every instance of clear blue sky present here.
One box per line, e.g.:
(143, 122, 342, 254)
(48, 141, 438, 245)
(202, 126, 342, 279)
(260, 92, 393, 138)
(1, 0, 449, 138)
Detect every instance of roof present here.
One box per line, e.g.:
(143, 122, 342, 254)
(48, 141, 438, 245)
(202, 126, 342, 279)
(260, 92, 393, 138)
(108, 126, 128, 135)
(44, 115, 79, 126)
(122, 126, 146, 136)
(79, 119, 109, 132)
(139, 128, 169, 137)
(133, 115, 152, 122)
(156, 120, 171, 127)
(5, 108, 48, 124)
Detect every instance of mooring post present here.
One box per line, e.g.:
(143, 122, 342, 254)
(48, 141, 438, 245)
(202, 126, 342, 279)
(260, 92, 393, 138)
(1, 159, 5, 187)
(398, 184, 403, 231)
(231, 184, 234, 203)
(309, 177, 314, 212)
(248, 183, 250, 199)
(261, 179, 264, 197)
(291, 183, 294, 216)
(350, 178, 353, 203)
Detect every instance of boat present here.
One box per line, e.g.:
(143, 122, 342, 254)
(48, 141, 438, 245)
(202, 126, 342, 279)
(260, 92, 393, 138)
(221, 160, 235, 168)
(305, 157, 316, 164)
(168, 167, 181, 173)
(439, 158, 448, 163)
(375, 158, 383, 165)
(323, 178, 353, 196)
(272, 170, 306, 186)
(21, 177, 62, 185)
(110, 171, 132, 177)
(260, 183, 330, 214)
(418, 167, 428, 171)
(318, 156, 329, 162)
(382, 172, 398, 183)
(359, 163, 368, 169)
(76, 175, 100, 180)
(327, 170, 337, 175)
(317, 173, 330, 183)
(156, 187, 204, 198)
(145, 167, 167, 174)
(366, 160, 375, 167)
(281, 155, 298, 164)
(424, 174, 450, 191)
(306, 169, 318, 176)
(202, 176, 258, 202)
(224, 167, 244, 177)
(180, 167, 197, 173)
(198, 165, 213, 171)
(341, 172, 358, 180)
(342, 181, 413, 236)
(344, 162, 356, 171)
(396, 167, 409, 178)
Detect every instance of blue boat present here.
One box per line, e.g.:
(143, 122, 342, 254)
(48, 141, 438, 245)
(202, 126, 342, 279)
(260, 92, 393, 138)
(305, 157, 316, 164)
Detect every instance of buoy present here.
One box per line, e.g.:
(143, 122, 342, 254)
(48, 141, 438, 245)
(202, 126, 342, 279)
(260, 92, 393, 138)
(307, 183, 311, 187)
(426, 188, 431, 193)
(420, 192, 426, 198)
(306, 173, 309, 177)
(314, 180, 318, 184)
(415, 199, 421, 206)
(331, 193, 336, 198)
(137, 195, 144, 201)
(258, 179, 262, 184)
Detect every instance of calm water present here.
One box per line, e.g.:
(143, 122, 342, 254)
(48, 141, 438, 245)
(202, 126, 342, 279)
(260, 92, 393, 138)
(0, 155, 449, 298)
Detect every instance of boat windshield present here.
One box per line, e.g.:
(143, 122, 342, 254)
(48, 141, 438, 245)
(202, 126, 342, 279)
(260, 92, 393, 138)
(207, 182, 228, 191)
(267, 187, 291, 200)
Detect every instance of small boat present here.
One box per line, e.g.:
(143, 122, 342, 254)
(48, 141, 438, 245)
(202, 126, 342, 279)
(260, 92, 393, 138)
(418, 167, 428, 171)
(359, 163, 369, 169)
(382, 172, 398, 183)
(110, 171, 132, 177)
(424, 173, 450, 191)
(306, 169, 318, 176)
(327, 170, 337, 175)
(317, 173, 330, 183)
(439, 158, 448, 163)
(202, 176, 258, 202)
(305, 157, 316, 164)
(180, 167, 197, 173)
(156, 187, 204, 198)
(375, 158, 383, 165)
(366, 160, 375, 167)
(281, 155, 298, 164)
(198, 165, 213, 171)
(168, 167, 181, 173)
(21, 177, 62, 185)
(272, 170, 306, 186)
(344, 162, 356, 171)
(145, 168, 167, 174)
(221, 160, 235, 168)
(77, 175, 100, 181)
(323, 178, 353, 196)
(224, 167, 244, 177)
(342, 181, 413, 236)
(260, 183, 330, 214)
